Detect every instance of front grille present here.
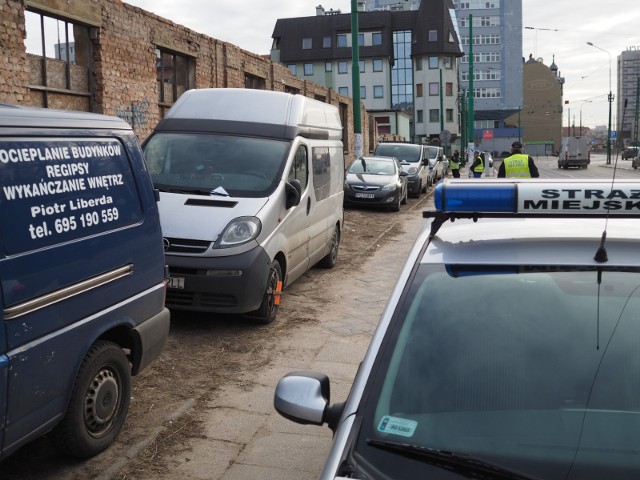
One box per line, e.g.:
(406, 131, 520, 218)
(352, 185, 380, 192)
(164, 237, 211, 254)
(166, 290, 236, 308)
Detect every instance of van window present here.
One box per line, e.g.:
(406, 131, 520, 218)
(288, 145, 308, 191)
(0, 138, 143, 255)
(312, 146, 338, 201)
(143, 133, 289, 198)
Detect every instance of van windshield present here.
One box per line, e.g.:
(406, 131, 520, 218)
(143, 132, 289, 198)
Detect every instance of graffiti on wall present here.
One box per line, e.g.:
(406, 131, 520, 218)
(115, 101, 151, 128)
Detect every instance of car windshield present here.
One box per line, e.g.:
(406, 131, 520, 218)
(353, 264, 640, 480)
(348, 159, 395, 175)
(375, 144, 421, 163)
(426, 147, 440, 160)
(143, 132, 289, 198)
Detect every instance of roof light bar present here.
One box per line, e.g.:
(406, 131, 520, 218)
(424, 179, 640, 237)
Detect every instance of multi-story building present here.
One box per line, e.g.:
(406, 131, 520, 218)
(504, 54, 564, 156)
(361, 0, 524, 150)
(617, 48, 640, 147)
(270, 0, 463, 146)
(452, 0, 523, 147)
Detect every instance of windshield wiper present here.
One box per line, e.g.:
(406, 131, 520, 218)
(368, 439, 540, 480)
(155, 185, 229, 196)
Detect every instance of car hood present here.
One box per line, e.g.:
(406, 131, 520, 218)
(346, 172, 397, 186)
(157, 191, 268, 241)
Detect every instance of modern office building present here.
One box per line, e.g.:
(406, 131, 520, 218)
(617, 48, 640, 147)
(362, 0, 524, 149)
(271, 0, 463, 146)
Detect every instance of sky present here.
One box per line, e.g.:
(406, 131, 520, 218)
(123, 0, 640, 128)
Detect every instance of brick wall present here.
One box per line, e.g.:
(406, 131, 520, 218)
(0, 0, 375, 161)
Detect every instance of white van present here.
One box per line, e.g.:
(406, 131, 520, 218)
(143, 88, 344, 323)
(558, 136, 590, 169)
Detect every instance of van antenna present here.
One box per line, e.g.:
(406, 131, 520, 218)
(594, 98, 628, 263)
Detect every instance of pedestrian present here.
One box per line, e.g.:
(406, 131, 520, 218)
(469, 150, 484, 178)
(449, 149, 461, 178)
(498, 141, 540, 178)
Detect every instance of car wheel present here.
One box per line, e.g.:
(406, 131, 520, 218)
(317, 226, 340, 269)
(421, 180, 428, 194)
(634, 164, 638, 170)
(50, 341, 130, 458)
(245, 260, 282, 324)
(401, 186, 408, 205)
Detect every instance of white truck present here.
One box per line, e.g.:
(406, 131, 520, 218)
(558, 136, 590, 169)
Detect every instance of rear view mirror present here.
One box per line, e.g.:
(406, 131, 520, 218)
(285, 179, 302, 209)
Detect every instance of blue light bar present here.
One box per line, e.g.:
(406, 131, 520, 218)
(434, 181, 516, 213)
(433, 179, 640, 215)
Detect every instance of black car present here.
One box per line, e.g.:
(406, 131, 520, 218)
(343, 156, 408, 211)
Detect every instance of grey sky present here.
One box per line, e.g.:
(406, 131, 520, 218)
(122, 1, 640, 128)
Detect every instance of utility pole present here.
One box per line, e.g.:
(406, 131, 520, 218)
(351, 0, 362, 157)
(467, 14, 474, 154)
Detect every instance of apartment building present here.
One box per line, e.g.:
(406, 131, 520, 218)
(270, 0, 463, 145)
(617, 48, 640, 146)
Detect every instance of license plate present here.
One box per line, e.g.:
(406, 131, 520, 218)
(168, 277, 185, 289)
(354, 193, 375, 199)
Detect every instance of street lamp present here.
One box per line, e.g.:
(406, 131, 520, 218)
(587, 41, 614, 164)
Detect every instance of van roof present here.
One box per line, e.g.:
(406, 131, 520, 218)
(154, 88, 343, 141)
(0, 104, 132, 130)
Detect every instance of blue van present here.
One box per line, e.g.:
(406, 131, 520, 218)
(0, 105, 170, 460)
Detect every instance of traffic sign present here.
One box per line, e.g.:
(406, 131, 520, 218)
(610, 131, 617, 140)
(483, 129, 494, 140)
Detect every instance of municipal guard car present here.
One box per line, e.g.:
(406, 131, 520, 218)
(275, 179, 640, 480)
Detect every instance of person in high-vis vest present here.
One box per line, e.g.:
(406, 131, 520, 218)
(469, 150, 484, 178)
(498, 141, 540, 178)
(449, 150, 461, 178)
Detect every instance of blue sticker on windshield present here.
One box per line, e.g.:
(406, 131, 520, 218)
(377, 416, 417, 438)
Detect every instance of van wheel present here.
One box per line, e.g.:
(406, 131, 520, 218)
(246, 260, 282, 324)
(50, 341, 130, 458)
(318, 227, 340, 269)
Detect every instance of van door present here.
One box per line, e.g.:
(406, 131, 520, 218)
(308, 145, 341, 264)
(282, 144, 310, 281)
(0, 290, 6, 454)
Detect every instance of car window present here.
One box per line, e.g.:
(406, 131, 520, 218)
(375, 144, 421, 163)
(355, 264, 640, 478)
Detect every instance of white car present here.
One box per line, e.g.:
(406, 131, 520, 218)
(275, 178, 640, 480)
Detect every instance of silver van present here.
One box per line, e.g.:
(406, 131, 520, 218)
(143, 89, 344, 323)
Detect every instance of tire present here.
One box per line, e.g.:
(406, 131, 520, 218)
(401, 186, 408, 205)
(50, 341, 131, 459)
(391, 194, 401, 212)
(318, 226, 340, 269)
(245, 259, 282, 324)
(421, 180, 428, 194)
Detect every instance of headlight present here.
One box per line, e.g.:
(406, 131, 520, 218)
(407, 167, 418, 175)
(381, 183, 397, 191)
(215, 216, 261, 248)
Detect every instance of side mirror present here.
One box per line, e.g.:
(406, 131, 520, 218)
(399, 170, 409, 177)
(285, 179, 302, 209)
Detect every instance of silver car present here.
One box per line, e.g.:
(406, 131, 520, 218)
(275, 178, 640, 480)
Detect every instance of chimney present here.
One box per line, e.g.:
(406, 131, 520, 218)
(316, 5, 325, 15)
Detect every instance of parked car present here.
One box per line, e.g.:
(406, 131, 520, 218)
(622, 146, 639, 159)
(374, 142, 430, 197)
(275, 178, 640, 480)
(343, 156, 408, 212)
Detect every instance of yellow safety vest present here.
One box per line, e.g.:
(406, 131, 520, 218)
(503, 153, 532, 178)
(473, 156, 484, 173)
(450, 156, 460, 170)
